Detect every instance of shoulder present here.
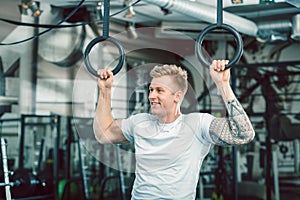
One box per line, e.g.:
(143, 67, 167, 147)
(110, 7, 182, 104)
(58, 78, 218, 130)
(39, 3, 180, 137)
(182, 113, 215, 130)
(183, 113, 215, 144)
(183, 112, 214, 120)
(125, 113, 157, 124)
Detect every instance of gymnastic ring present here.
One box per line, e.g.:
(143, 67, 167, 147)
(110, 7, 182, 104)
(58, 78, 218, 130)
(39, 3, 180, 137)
(84, 36, 125, 77)
(195, 24, 243, 70)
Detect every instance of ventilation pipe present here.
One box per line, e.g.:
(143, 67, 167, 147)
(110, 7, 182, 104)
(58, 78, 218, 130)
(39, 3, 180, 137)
(143, 0, 298, 42)
(143, 0, 259, 37)
(257, 20, 292, 42)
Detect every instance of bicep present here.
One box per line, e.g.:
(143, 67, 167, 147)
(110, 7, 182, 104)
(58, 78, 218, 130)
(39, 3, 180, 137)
(209, 118, 233, 145)
(108, 119, 129, 144)
(209, 117, 254, 146)
(94, 119, 129, 144)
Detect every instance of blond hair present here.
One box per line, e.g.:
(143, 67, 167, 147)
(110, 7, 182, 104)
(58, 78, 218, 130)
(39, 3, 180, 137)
(150, 64, 188, 95)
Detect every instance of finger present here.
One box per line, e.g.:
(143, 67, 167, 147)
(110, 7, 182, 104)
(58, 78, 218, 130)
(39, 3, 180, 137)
(106, 68, 113, 77)
(98, 70, 108, 79)
(221, 60, 227, 71)
(217, 60, 222, 71)
(212, 60, 220, 71)
(97, 70, 105, 79)
(97, 68, 112, 80)
(210, 60, 217, 71)
(222, 60, 229, 70)
(215, 60, 229, 71)
(211, 60, 217, 67)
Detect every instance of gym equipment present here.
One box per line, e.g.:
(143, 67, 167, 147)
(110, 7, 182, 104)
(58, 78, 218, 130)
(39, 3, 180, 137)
(58, 178, 83, 200)
(84, 0, 125, 78)
(195, 0, 243, 69)
(77, 136, 89, 200)
(10, 168, 46, 198)
(17, 114, 61, 199)
(63, 117, 93, 200)
(1, 138, 11, 200)
(0, 170, 51, 199)
(1, 138, 51, 199)
(116, 144, 127, 200)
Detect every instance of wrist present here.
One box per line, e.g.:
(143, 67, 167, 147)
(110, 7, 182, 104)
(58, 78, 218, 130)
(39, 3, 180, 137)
(99, 88, 112, 99)
(217, 82, 235, 102)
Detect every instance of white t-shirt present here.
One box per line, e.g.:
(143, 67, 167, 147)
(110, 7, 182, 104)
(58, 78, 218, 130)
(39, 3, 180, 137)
(121, 113, 215, 200)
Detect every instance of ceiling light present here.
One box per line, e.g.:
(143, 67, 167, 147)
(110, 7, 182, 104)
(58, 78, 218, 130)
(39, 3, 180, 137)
(21, 0, 42, 17)
(124, 0, 135, 18)
(126, 22, 138, 39)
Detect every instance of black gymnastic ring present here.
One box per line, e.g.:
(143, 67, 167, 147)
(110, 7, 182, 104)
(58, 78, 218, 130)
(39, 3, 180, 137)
(84, 36, 125, 77)
(195, 24, 243, 70)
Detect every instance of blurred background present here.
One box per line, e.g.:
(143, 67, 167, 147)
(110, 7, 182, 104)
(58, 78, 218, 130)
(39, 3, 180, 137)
(0, 0, 300, 199)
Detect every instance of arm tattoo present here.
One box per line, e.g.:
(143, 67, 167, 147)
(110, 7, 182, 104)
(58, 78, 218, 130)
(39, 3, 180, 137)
(209, 99, 255, 146)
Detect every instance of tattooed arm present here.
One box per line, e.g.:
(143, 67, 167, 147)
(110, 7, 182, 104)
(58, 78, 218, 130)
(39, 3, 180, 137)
(208, 60, 255, 145)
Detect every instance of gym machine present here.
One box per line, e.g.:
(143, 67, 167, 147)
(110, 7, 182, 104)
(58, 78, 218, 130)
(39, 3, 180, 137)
(1, 138, 11, 200)
(0, 114, 62, 200)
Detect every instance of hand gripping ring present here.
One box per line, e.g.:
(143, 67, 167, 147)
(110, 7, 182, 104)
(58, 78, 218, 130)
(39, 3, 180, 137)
(195, 24, 243, 70)
(84, 36, 125, 77)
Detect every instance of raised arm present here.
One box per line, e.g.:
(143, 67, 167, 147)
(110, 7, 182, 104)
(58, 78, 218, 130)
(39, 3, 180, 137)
(93, 68, 128, 144)
(208, 60, 255, 145)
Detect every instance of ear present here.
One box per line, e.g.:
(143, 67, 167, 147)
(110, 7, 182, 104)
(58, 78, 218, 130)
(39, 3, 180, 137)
(174, 90, 183, 103)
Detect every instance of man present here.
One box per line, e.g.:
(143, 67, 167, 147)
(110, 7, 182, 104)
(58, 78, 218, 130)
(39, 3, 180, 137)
(93, 60, 255, 199)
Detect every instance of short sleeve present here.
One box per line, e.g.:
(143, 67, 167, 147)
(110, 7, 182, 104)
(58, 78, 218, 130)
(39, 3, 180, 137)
(121, 116, 135, 143)
(196, 113, 215, 144)
(121, 113, 157, 143)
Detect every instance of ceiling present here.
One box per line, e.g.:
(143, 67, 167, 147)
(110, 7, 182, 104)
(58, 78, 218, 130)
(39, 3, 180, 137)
(0, 0, 20, 42)
(1, 0, 300, 77)
(1, 0, 300, 42)
(1, 0, 300, 113)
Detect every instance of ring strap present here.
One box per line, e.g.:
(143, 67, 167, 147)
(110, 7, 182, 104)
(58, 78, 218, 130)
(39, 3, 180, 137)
(195, 0, 243, 69)
(84, 0, 125, 77)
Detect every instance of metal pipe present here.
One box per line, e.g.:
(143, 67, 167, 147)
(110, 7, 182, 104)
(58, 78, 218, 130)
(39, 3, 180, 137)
(77, 139, 89, 200)
(256, 19, 292, 42)
(116, 144, 127, 200)
(143, 0, 258, 37)
(291, 14, 300, 40)
(1, 138, 12, 200)
(235, 7, 300, 19)
(257, 20, 292, 32)
(232, 68, 238, 200)
(31, 16, 39, 114)
(19, 13, 38, 114)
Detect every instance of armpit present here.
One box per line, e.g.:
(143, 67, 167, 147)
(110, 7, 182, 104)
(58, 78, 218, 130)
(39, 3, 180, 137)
(209, 99, 255, 146)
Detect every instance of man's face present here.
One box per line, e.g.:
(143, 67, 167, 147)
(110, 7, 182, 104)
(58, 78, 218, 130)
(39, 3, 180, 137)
(148, 76, 180, 117)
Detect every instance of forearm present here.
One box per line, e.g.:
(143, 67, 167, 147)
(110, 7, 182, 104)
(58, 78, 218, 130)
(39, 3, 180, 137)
(93, 89, 114, 141)
(209, 83, 255, 145)
(216, 82, 235, 102)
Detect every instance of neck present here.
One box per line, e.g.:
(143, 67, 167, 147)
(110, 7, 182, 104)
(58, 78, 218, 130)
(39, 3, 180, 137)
(158, 110, 181, 124)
